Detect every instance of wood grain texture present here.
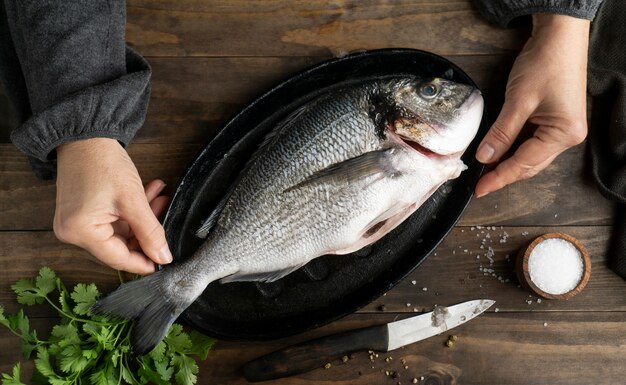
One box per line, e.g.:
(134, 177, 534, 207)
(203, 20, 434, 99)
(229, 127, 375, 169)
(197, 312, 626, 385)
(4, 312, 623, 385)
(125, 0, 528, 57)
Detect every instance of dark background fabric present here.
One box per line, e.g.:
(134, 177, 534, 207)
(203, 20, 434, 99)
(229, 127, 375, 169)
(587, 0, 626, 279)
(0, 0, 151, 179)
(473, 0, 603, 27)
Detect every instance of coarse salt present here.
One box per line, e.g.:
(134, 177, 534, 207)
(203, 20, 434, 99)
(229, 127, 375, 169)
(528, 238, 583, 295)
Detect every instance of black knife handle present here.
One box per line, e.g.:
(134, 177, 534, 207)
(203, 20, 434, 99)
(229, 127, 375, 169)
(242, 324, 389, 382)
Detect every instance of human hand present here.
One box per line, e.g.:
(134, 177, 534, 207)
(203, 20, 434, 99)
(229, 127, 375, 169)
(54, 138, 172, 275)
(475, 14, 590, 197)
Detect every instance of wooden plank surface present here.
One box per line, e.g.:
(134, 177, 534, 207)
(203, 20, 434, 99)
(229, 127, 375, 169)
(125, 1, 528, 57)
(1, 1, 624, 384)
(2, 312, 625, 385)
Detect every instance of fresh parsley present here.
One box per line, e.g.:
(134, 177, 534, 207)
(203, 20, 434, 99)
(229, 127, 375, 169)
(0, 268, 215, 385)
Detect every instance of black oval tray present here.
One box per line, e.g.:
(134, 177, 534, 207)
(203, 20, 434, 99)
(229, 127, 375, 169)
(161, 48, 488, 340)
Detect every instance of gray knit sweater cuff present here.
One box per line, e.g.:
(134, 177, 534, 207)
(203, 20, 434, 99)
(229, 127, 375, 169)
(473, 0, 604, 27)
(10, 47, 151, 162)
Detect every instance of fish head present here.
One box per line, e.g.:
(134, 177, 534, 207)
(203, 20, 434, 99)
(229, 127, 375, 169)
(390, 77, 484, 156)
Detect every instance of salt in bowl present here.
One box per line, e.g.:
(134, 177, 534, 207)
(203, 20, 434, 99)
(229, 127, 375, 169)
(517, 232, 591, 300)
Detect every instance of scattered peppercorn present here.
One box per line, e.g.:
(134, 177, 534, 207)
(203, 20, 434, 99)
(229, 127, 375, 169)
(445, 339, 454, 347)
(341, 355, 349, 363)
(324, 363, 332, 369)
(377, 304, 387, 311)
(449, 335, 458, 342)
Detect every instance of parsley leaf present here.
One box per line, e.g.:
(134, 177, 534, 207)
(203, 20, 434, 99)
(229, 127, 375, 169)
(51, 324, 80, 346)
(1, 363, 26, 385)
(59, 344, 90, 374)
(35, 267, 57, 296)
(5, 309, 38, 359)
(188, 331, 216, 360)
(154, 357, 174, 381)
(172, 354, 199, 385)
(35, 347, 58, 378)
(165, 324, 192, 354)
(11, 278, 44, 305)
(70, 283, 100, 316)
(1, 267, 214, 385)
(138, 358, 170, 385)
(0, 306, 9, 329)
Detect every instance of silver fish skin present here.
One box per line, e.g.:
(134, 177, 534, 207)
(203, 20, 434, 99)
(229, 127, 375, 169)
(92, 76, 484, 354)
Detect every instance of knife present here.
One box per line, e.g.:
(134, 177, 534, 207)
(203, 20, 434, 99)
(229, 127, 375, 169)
(242, 299, 494, 382)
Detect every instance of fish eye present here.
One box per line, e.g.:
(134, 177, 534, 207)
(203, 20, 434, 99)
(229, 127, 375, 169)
(420, 83, 439, 99)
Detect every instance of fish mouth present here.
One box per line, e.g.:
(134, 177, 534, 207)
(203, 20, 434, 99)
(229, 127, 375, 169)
(387, 124, 443, 158)
(401, 135, 439, 157)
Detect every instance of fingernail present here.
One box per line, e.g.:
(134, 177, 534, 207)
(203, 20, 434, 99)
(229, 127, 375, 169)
(476, 143, 495, 163)
(158, 245, 173, 264)
(476, 191, 490, 198)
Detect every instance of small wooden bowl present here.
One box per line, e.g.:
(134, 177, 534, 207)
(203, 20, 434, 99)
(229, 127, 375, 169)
(516, 232, 591, 300)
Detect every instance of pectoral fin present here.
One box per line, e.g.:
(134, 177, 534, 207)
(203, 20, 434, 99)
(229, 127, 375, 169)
(285, 148, 399, 192)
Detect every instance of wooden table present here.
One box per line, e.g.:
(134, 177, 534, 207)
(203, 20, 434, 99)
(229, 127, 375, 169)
(1, 1, 625, 384)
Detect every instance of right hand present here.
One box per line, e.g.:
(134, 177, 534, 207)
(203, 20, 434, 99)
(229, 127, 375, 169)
(474, 14, 590, 197)
(54, 138, 172, 275)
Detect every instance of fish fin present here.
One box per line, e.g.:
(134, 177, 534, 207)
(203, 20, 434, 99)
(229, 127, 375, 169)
(132, 298, 178, 356)
(220, 263, 307, 284)
(286, 148, 399, 192)
(91, 272, 188, 355)
(196, 198, 227, 238)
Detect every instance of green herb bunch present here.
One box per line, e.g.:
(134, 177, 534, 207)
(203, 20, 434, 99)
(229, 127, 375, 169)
(0, 268, 214, 385)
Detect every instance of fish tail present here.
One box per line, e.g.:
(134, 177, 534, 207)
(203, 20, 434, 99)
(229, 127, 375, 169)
(90, 270, 190, 355)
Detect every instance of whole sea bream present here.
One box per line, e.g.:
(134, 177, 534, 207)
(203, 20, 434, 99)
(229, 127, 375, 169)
(93, 76, 484, 354)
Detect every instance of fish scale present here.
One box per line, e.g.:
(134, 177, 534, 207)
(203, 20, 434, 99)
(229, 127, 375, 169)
(91, 76, 484, 355)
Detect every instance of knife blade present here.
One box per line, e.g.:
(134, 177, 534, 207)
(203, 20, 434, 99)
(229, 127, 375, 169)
(242, 299, 494, 382)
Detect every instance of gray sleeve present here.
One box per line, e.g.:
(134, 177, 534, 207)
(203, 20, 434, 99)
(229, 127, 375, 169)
(1, 0, 150, 168)
(472, 0, 604, 27)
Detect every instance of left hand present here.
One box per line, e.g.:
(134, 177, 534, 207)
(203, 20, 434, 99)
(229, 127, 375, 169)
(474, 14, 590, 197)
(54, 138, 172, 275)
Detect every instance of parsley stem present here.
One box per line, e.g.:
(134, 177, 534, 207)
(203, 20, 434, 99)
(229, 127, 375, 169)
(124, 355, 140, 384)
(112, 323, 128, 346)
(42, 295, 118, 327)
(0, 324, 42, 345)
